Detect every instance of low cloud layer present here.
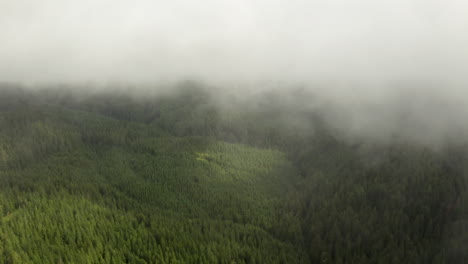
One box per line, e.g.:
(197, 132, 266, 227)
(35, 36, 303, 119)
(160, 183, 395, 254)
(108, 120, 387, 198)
(1, 0, 467, 86)
(1, 0, 468, 146)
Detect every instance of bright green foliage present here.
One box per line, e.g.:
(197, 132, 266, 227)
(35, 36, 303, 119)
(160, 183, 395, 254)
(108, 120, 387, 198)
(0, 84, 467, 263)
(0, 98, 307, 263)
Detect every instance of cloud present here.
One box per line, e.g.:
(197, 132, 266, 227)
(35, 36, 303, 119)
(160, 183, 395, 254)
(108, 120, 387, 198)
(2, 0, 468, 146)
(0, 0, 467, 85)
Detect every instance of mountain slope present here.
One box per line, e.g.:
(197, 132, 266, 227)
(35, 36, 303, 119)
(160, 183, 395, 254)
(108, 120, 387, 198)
(0, 85, 467, 263)
(0, 106, 307, 263)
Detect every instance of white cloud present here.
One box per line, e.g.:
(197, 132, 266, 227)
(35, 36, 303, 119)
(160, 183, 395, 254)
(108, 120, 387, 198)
(0, 0, 466, 85)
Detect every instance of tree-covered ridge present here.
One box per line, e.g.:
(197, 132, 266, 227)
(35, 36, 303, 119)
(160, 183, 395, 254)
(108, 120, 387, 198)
(0, 83, 467, 263)
(0, 99, 307, 263)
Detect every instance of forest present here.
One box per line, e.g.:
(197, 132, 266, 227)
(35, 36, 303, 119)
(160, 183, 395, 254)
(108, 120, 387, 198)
(0, 82, 467, 263)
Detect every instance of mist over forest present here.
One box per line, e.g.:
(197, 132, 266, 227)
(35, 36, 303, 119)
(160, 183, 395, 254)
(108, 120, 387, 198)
(1, 0, 468, 263)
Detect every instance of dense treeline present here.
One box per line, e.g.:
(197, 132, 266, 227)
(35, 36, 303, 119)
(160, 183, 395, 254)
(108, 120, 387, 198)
(0, 83, 467, 263)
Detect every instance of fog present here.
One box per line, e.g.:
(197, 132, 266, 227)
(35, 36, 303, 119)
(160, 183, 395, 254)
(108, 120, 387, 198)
(1, 0, 466, 84)
(1, 0, 468, 145)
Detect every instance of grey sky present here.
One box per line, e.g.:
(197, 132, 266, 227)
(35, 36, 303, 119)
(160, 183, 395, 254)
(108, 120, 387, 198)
(0, 0, 467, 85)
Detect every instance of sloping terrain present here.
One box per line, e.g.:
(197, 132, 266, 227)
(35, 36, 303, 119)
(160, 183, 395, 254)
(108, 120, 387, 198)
(0, 85, 467, 263)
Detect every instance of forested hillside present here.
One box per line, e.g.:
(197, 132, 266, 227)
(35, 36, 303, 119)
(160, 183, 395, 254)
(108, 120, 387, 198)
(0, 83, 467, 263)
